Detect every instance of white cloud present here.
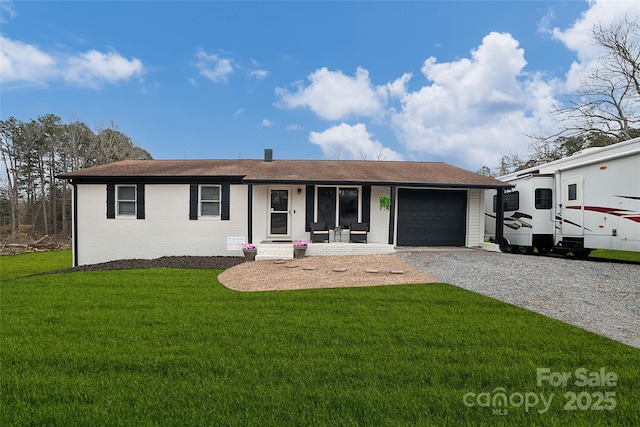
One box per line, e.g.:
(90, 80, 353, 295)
(550, 0, 640, 92)
(0, 36, 143, 88)
(65, 50, 144, 88)
(248, 69, 269, 80)
(1, 0, 16, 23)
(309, 123, 403, 161)
(0, 36, 55, 85)
(195, 48, 233, 83)
(260, 119, 275, 128)
(391, 32, 558, 168)
(286, 123, 303, 131)
(276, 67, 386, 120)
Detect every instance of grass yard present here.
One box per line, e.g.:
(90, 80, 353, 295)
(588, 248, 640, 263)
(1, 251, 639, 426)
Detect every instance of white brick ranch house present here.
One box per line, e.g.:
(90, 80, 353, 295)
(58, 152, 511, 266)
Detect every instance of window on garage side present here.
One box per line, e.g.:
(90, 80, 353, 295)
(535, 188, 553, 209)
(493, 191, 519, 212)
(200, 185, 221, 216)
(117, 185, 136, 216)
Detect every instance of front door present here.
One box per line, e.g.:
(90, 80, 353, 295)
(269, 188, 290, 238)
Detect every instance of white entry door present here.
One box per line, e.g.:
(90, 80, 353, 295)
(269, 187, 290, 238)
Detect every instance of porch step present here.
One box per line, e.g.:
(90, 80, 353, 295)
(255, 243, 294, 260)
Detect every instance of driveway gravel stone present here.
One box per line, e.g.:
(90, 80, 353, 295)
(398, 249, 640, 349)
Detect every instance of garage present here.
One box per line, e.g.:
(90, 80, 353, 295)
(397, 189, 467, 246)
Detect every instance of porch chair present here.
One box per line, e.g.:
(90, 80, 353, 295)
(349, 222, 368, 243)
(310, 221, 330, 243)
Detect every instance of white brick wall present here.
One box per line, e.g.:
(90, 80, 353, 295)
(369, 186, 391, 244)
(74, 182, 488, 265)
(75, 184, 248, 265)
(306, 242, 395, 256)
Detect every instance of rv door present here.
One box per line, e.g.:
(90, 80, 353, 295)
(560, 176, 585, 238)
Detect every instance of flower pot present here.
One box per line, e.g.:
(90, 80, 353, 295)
(243, 249, 257, 261)
(294, 247, 307, 259)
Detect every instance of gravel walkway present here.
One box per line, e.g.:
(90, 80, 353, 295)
(397, 249, 640, 349)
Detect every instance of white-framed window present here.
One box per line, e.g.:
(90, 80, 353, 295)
(200, 185, 221, 217)
(117, 185, 136, 216)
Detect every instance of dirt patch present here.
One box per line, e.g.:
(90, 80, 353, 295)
(217, 254, 437, 292)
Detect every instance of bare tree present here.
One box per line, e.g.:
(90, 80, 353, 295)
(504, 17, 640, 176)
(556, 16, 640, 142)
(0, 118, 21, 234)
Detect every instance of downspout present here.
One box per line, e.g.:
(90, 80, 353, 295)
(72, 181, 78, 267)
(247, 184, 253, 243)
(495, 187, 505, 252)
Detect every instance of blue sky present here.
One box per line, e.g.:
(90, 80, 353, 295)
(1, 1, 638, 171)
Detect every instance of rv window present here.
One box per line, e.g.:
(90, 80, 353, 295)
(535, 188, 553, 209)
(493, 191, 519, 212)
(568, 183, 577, 201)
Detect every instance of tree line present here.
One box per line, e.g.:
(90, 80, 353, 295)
(0, 115, 151, 240)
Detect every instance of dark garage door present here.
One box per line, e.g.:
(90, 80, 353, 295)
(397, 189, 467, 246)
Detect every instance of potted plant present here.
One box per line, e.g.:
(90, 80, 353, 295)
(379, 195, 391, 211)
(243, 243, 257, 261)
(293, 240, 308, 259)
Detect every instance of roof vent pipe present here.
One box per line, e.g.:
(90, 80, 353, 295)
(264, 148, 273, 162)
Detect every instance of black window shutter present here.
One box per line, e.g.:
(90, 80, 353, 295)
(136, 184, 145, 219)
(305, 185, 315, 231)
(221, 183, 230, 220)
(106, 183, 115, 219)
(189, 184, 198, 220)
(362, 185, 371, 227)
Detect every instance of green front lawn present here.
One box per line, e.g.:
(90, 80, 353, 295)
(1, 251, 638, 426)
(588, 248, 640, 263)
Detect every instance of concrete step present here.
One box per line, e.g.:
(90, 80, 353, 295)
(255, 243, 293, 260)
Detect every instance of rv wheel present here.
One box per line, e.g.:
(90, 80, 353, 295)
(516, 246, 533, 255)
(571, 249, 592, 258)
(535, 246, 550, 255)
(499, 238, 512, 253)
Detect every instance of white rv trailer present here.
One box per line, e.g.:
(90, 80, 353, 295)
(485, 137, 640, 256)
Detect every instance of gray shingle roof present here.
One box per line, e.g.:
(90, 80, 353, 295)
(58, 159, 511, 188)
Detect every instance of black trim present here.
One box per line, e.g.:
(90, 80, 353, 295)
(495, 189, 505, 251)
(73, 183, 78, 267)
(66, 176, 245, 185)
(106, 184, 115, 219)
(388, 186, 396, 245)
(189, 184, 198, 220)
(221, 183, 230, 220)
(305, 185, 314, 231)
(136, 184, 145, 219)
(362, 185, 371, 226)
(242, 179, 512, 190)
(247, 184, 253, 243)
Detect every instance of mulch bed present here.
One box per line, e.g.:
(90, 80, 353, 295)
(52, 256, 244, 274)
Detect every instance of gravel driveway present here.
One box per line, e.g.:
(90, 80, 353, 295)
(398, 249, 640, 349)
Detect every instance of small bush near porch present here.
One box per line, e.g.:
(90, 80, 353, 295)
(1, 251, 638, 426)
